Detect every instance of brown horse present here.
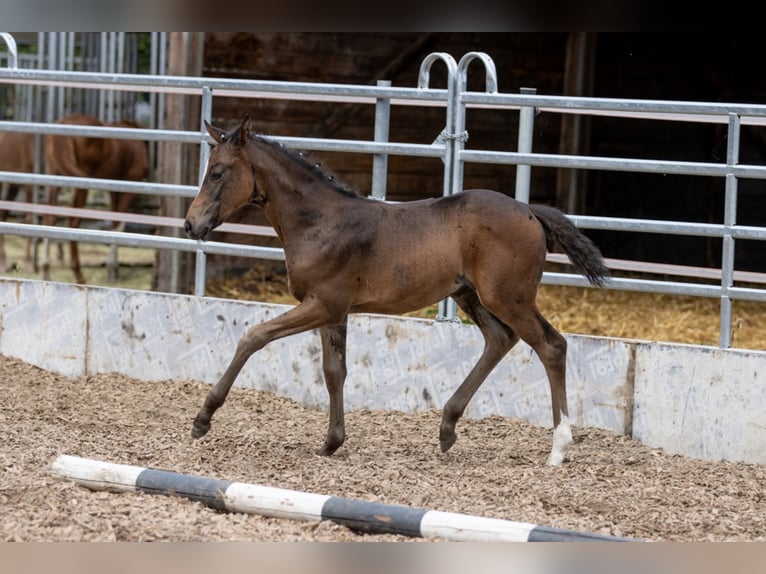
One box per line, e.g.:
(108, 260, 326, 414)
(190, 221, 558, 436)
(184, 115, 609, 465)
(41, 113, 149, 283)
(0, 131, 36, 270)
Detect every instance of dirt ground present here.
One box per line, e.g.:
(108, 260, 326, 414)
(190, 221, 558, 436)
(2, 353, 764, 542)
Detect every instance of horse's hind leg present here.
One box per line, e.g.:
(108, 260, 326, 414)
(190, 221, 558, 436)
(317, 319, 348, 456)
(440, 284, 519, 453)
(486, 298, 571, 466)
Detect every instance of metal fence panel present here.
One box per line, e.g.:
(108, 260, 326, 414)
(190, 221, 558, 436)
(2, 33, 766, 348)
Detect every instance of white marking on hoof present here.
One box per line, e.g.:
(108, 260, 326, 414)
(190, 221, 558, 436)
(547, 414, 572, 466)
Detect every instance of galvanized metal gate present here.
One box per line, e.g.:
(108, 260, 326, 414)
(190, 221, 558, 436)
(0, 32, 166, 124)
(2, 32, 766, 348)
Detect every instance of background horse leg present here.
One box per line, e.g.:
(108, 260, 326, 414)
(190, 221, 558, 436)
(317, 319, 348, 456)
(106, 222, 124, 282)
(39, 185, 60, 281)
(67, 188, 88, 284)
(0, 182, 18, 271)
(107, 191, 134, 282)
(440, 284, 519, 453)
(191, 299, 342, 441)
(0, 183, 34, 271)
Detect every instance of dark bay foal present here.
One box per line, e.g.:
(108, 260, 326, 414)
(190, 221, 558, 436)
(184, 115, 608, 465)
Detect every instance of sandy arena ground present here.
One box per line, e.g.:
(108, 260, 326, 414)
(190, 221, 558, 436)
(1, 352, 764, 542)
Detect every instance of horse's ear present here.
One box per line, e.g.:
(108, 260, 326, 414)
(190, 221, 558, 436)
(204, 121, 228, 145)
(237, 114, 252, 146)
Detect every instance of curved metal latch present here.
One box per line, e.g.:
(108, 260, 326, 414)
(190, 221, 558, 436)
(457, 51, 498, 94)
(417, 51, 458, 91)
(0, 33, 18, 69)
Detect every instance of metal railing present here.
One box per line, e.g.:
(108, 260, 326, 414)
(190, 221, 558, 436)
(458, 90, 766, 347)
(0, 33, 455, 298)
(2, 32, 766, 348)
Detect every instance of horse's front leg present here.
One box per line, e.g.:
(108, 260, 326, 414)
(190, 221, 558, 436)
(317, 319, 348, 456)
(106, 221, 125, 282)
(68, 188, 88, 284)
(107, 192, 133, 282)
(191, 299, 340, 440)
(39, 185, 59, 280)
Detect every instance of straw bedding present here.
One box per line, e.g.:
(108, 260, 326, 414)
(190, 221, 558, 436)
(205, 264, 766, 350)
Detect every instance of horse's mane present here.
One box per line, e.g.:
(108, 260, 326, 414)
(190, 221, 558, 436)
(252, 134, 363, 199)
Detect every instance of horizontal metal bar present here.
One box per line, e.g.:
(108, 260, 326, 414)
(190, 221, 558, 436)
(569, 215, 727, 238)
(728, 286, 766, 303)
(264, 136, 444, 158)
(460, 149, 766, 180)
(0, 120, 203, 143)
(0, 170, 197, 198)
(461, 91, 766, 118)
(546, 252, 766, 284)
(0, 221, 285, 261)
(730, 225, 766, 241)
(543, 272, 766, 303)
(569, 215, 766, 240)
(0, 200, 278, 237)
(543, 272, 722, 298)
(0, 122, 444, 158)
(536, 107, 766, 127)
(0, 68, 449, 103)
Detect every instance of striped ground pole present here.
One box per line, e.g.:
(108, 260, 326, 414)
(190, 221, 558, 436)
(51, 454, 640, 542)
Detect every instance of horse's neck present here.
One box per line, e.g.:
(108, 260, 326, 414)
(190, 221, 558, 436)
(251, 142, 349, 237)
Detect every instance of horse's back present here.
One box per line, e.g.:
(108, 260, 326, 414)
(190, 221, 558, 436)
(435, 188, 544, 256)
(44, 114, 106, 177)
(45, 115, 149, 181)
(0, 131, 34, 173)
(395, 188, 540, 245)
(55, 113, 101, 127)
(345, 189, 545, 314)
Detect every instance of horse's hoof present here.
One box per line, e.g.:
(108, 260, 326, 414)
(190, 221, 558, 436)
(439, 433, 457, 453)
(190, 422, 210, 439)
(547, 453, 565, 466)
(316, 442, 340, 456)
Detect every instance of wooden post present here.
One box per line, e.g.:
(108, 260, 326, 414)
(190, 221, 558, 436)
(152, 32, 204, 293)
(556, 32, 596, 214)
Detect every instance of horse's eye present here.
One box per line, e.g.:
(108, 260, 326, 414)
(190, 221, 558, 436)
(210, 171, 222, 182)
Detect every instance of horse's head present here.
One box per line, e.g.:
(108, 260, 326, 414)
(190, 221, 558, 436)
(184, 115, 255, 241)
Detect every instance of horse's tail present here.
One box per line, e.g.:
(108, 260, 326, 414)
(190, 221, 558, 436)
(530, 204, 609, 287)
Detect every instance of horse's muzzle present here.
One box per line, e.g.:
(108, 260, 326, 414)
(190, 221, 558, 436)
(184, 219, 212, 241)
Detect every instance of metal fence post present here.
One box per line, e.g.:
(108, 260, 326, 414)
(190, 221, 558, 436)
(418, 52, 459, 322)
(371, 80, 391, 200)
(515, 87, 537, 203)
(453, 52, 497, 197)
(719, 113, 740, 348)
(194, 249, 207, 297)
(192, 85, 214, 297)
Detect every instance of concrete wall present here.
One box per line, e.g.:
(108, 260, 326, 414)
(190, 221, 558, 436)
(1, 278, 764, 465)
